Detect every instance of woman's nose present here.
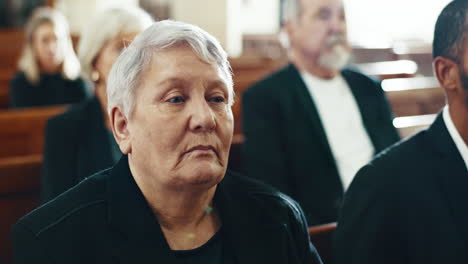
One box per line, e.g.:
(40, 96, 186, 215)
(188, 99, 216, 132)
(47, 40, 58, 55)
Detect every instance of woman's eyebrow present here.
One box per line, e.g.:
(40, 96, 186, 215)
(206, 79, 228, 89)
(156, 77, 190, 88)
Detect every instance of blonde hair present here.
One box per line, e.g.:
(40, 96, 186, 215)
(78, 7, 154, 83)
(18, 7, 80, 84)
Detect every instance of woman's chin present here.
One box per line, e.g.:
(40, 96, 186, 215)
(174, 162, 226, 189)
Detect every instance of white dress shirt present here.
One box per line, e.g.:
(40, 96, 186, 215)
(443, 106, 468, 171)
(300, 71, 375, 191)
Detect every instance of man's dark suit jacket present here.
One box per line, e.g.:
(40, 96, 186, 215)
(335, 113, 468, 264)
(41, 96, 121, 203)
(242, 64, 400, 225)
(12, 155, 323, 264)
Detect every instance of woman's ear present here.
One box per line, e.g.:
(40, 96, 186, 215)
(434, 56, 460, 94)
(110, 106, 132, 154)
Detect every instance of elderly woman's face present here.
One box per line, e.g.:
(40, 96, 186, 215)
(127, 46, 234, 190)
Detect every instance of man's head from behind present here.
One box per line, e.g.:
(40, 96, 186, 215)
(433, 0, 468, 107)
(282, 0, 350, 77)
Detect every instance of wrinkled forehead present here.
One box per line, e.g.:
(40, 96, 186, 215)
(141, 46, 231, 90)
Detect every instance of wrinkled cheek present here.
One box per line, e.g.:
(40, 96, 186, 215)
(221, 120, 234, 158)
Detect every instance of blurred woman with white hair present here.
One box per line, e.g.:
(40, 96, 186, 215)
(9, 7, 87, 108)
(40, 7, 154, 203)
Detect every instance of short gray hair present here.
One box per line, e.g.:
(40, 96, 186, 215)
(107, 20, 234, 118)
(78, 7, 154, 83)
(279, 0, 302, 49)
(282, 0, 302, 25)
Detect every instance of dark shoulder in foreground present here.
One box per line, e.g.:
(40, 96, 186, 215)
(349, 129, 431, 191)
(13, 168, 110, 236)
(370, 130, 428, 170)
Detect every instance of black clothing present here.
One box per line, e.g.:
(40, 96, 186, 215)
(172, 228, 236, 264)
(41, 96, 121, 203)
(242, 64, 400, 225)
(13, 155, 323, 264)
(9, 72, 89, 108)
(335, 113, 468, 264)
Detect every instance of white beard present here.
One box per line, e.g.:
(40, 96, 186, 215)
(318, 43, 351, 70)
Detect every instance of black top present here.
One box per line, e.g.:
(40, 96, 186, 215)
(9, 72, 89, 108)
(242, 64, 400, 225)
(172, 228, 236, 264)
(41, 96, 121, 203)
(13, 155, 323, 264)
(106, 129, 122, 162)
(335, 113, 468, 264)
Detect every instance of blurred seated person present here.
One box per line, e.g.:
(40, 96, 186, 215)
(40, 7, 153, 203)
(9, 7, 88, 108)
(335, 1, 468, 263)
(12, 20, 323, 264)
(241, 0, 400, 225)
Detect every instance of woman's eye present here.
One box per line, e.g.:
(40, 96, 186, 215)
(168, 96, 185, 103)
(209, 96, 225, 103)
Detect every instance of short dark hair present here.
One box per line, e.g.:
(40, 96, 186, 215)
(433, 0, 468, 61)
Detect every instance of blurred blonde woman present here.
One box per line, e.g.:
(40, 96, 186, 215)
(9, 7, 88, 108)
(41, 7, 154, 203)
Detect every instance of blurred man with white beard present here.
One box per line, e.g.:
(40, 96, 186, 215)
(242, 0, 400, 225)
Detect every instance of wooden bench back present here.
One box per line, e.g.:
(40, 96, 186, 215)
(309, 222, 337, 264)
(0, 154, 42, 264)
(0, 105, 67, 158)
(383, 77, 445, 117)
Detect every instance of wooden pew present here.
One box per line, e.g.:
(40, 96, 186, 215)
(0, 64, 16, 109)
(0, 29, 23, 71)
(393, 42, 433, 76)
(394, 113, 437, 138)
(351, 46, 396, 64)
(0, 105, 67, 158)
(355, 60, 418, 80)
(384, 77, 445, 117)
(384, 77, 445, 116)
(0, 88, 8, 109)
(309, 222, 337, 264)
(0, 154, 42, 264)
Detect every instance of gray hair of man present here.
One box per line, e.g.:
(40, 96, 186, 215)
(78, 7, 154, 84)
(279, 0, 301, 49)
(282, 0, 302, 24)
(107, 20, 234, 118)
